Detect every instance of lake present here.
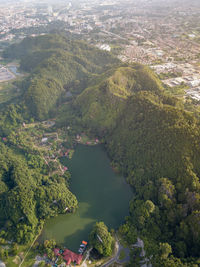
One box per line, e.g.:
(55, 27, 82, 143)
(40, 145, 132, 252)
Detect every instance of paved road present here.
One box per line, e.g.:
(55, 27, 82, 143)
(101, 30, 127, 41)
(117, 247, 130, 264)
(101, 237, 130, 267)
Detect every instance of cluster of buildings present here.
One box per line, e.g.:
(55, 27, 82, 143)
(52, 241, 87, 266)
(96, 44, 111, 51)
(186, 87, 200, 101)
(0, 64, 15, 82)
(1, 0, 200, 100)
(0, 2, 45, 42)
(151, 62, 200, 100)
(53, 248, 83, 266)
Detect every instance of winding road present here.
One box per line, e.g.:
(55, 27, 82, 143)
(101, 237, 130, 267)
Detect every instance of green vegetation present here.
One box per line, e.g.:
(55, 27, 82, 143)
(158, 71, 182, 80)
(0, 101, 78, 251)
(0, 34, 200, 266)
(164, 83, 189, 97)
(89, 222, 114, 257)
(75, 64, 163, 133)
(0, 140, 77, 244)
(118, 249, 126, 260)
(72, 63, 200, 266)
(0, 109, 78, 263)
(3, 34, 119, 120)
(0, 82, 22, 108)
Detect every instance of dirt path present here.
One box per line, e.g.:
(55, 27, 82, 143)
(19, 229, 42, 267)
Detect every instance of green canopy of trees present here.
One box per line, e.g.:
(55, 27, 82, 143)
(1, 34, 200, 265)
(89, 222, 114, 257)
(0, 141, 77, 244)
(74, 63, 200, 265)
(3, 34, 119, 120)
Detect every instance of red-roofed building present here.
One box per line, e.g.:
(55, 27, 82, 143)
(63, 249, 83, 265)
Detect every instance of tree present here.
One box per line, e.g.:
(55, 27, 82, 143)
(0, 248, 8, 260)
(159, 242, 172, 259)
(10, 243, 19, 255)
(43, 239, 56, 249)
(128, 247, 142, 267)
(89, 222, 114, 257)
(57, 255, 63, 265)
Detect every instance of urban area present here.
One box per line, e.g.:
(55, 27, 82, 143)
(1, 0, 200, 101)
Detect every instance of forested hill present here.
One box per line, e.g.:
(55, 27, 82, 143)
(74, 64, 164, 132)
(0, 142, 77, 243)
(3, 34, 119, 120)
(73, 64, 200, 266)
(1, 35, 200, 266)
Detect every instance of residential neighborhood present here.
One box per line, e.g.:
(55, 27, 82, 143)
(1, 0, 200, 99)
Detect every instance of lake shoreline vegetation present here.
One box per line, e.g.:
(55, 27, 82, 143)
(0, 34, 199, 266)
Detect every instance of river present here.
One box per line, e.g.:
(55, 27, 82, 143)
(40, 145, 132, 252)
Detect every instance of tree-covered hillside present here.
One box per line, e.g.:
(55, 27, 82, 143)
(0, 102, 78, 248)
(0, 139, 77, 244)
(108, 92, 200, 264)
(73, 64, 200, 266)
(1, 34, 200, 266)
(75, 64, 164, 132)
(3, 34, 119, 120)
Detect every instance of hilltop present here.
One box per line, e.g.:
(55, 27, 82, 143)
(3, 34, 119, 120)
(70, 63, 200, 265)
(0, 34, 199, 266)
(74, 64, 163, 132)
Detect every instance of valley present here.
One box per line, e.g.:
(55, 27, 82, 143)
(0, 33, 199, 267)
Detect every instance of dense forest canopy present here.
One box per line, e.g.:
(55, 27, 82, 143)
(0, 139, 77, 244)
(3, 34, 119, 120)
(71, 60, 200, 265)
(0, 34, 200, 266)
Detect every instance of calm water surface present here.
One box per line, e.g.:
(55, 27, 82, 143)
(41, 145, 132, 252)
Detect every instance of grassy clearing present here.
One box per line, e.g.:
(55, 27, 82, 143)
(4, 243, 37, 267)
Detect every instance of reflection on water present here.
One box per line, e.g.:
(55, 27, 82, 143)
(40, 145, 132, 252)
(41, 202, 95, 250)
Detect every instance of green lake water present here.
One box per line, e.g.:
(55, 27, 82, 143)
(40, 145, 132, 252)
